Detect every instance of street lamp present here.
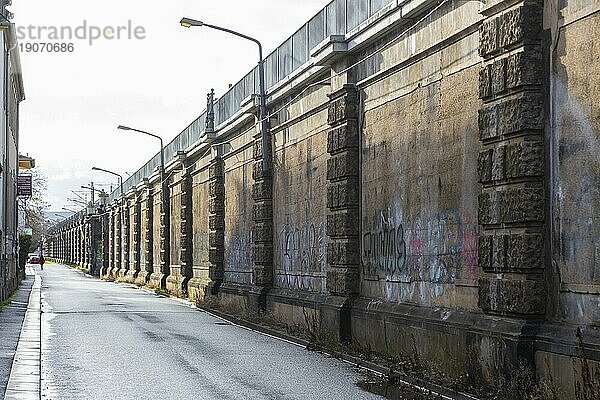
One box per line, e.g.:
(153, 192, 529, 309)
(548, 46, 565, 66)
(117, 125, 165, 190)
(92, 167, 123, 198)
(117, 125, 169, 284)
(179, 17, 269, 172)
(92, 166, 126, 275)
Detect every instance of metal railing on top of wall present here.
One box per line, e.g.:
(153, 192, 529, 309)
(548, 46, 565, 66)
(108, 0, 395, 203)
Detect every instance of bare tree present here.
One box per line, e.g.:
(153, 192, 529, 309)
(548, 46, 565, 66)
(20, 168, 50, 252)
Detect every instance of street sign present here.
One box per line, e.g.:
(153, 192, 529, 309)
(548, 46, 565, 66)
(18, 174, 32, 197)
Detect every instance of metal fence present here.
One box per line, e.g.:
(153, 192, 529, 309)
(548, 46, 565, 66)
(109, 0, 395, 202)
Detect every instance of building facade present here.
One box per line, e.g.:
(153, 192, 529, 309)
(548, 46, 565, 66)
(0, 15, 25, 301)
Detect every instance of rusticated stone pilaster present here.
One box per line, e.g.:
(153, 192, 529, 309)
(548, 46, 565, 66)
(326, 84, 360, 296)
(159, 179, 171, 289)
(252, 132, 274, 291)
(137, 187, 153, 285)
(477, 1, 546, 317)
(126, 193, 142, 283)
(115, 205, 122, 274)
(119, 201, 130, 279)
(167, 159, 194, 297)
(208, 156, 225, 292)
(179, 169, 193, 289)
(101, 206, 109, 277)
(90, 215, 102, 276)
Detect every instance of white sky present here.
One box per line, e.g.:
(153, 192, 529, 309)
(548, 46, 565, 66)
(12, 0, 331, 210)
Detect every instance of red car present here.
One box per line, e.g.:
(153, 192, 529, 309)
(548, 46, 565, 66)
(27, 253, 41, 264)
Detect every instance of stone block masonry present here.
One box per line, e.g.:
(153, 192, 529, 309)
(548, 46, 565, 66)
(477, 1, 546, 317)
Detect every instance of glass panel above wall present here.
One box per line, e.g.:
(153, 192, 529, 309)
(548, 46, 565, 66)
(369, 0, 391, 16)
(279, 37, 293, 81)
(292, 25, 308, 71)
(326, 0, 346, 37)
(308, 10, 325, 52)
(265, 51, 279, 90)
(347, 0, 369, 31)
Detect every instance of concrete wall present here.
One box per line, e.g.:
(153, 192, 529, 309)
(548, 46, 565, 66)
(169, 171, 183, 278)
(360, 66, 480, 310)
(46, 0, 600, 396)
(273, 87, 330, 294)
(549, 1, 600, 325)
(222, 129, 255, 287)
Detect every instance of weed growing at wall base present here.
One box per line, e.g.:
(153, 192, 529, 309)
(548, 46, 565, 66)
(66, 263, 90, 276)
(0, 298, 11, 312)
(574, 328, 600, 400)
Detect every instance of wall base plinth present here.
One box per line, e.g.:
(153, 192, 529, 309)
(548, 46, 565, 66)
(134, 271, 151, 286)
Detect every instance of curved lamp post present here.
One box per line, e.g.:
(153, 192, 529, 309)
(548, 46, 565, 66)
(92, 166, 123, 198)
(117, 125, 170, 286)
(116, 125, 165, 200)
(179, 17, 269, 173)
(92, 166, 125, 273)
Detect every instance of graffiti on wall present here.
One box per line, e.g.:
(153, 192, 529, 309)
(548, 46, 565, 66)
(225, 227, 254, 272)
(362, 208, 478, 300)
(276, 221, 327, 291)
(361, 213, 407, 276)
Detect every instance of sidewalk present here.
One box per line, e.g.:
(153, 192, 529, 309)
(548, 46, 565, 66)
(0, 268, 36, 398)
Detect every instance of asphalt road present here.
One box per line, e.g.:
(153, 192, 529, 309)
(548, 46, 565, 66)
(39, 264, 382, 400)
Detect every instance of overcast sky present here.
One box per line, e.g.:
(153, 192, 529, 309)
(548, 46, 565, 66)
(12, 0, 331, 211)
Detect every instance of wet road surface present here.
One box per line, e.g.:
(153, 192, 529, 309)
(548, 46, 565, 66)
(39, 264, 382, 400)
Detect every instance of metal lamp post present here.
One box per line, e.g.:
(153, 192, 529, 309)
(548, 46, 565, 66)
(92, 166, 125, 275)
(117, 125, 169, 286)
(116, 125, 165, 197)
(92, 167, 123, 198)
(179, 17, 269, 173)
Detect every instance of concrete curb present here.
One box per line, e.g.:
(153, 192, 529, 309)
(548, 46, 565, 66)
(4, 274, 41, 400)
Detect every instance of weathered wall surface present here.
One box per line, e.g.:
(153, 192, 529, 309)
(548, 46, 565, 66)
(169, 171, 183, 274)
(550, 2, 600, 325)
(273, 88, 330, 294)
(223, 129, 255, 286)
(361, 66, 480, 309)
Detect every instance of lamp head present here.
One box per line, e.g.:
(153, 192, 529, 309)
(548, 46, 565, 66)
(180, 18, 203, 28)
(91, 167, 100, 171)
(117, 125, 132, 131)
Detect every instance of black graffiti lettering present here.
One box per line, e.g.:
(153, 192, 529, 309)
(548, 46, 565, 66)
(362, 219, 406, 275)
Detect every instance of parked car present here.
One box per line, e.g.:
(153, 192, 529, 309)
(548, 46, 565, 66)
(27, 253, 41, 264)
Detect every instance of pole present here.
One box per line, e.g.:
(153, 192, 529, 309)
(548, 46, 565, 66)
(180, 20, 269, 172)
(257, 43, 269, 173)
(159, 137, 169, 283)
(116, 126, 169, 286)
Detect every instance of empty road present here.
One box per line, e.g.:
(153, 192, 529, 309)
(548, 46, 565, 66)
(39, 264, 381, 400)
